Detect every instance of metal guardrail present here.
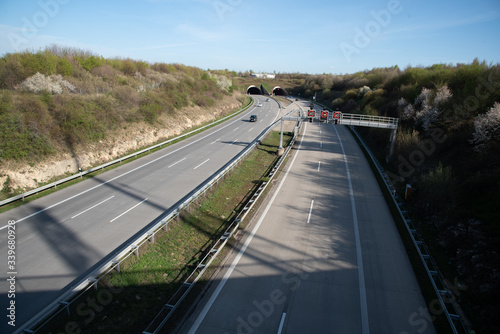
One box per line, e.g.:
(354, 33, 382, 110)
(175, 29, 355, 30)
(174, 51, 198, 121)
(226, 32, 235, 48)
(349, 127, 467, 334)
(1, 97, 255, 208)
(143, 113, 302, 334)
(18, 104, 295, 334)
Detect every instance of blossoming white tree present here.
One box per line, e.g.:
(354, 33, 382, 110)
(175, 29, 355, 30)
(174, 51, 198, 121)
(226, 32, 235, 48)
(399, 86, 452, 132)
(470, 102, 500, 152)
(15, 72, 76, 94)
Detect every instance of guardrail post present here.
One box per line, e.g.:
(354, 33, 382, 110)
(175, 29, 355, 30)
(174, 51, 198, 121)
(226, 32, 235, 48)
(131, 245, 139, 257)
(89, 278, 98, 291)
(112, 260, 120, 273)
(59, 301, 71, 317)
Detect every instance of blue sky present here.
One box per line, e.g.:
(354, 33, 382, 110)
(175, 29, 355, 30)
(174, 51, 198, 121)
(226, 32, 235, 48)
(1, 0, 499, 74)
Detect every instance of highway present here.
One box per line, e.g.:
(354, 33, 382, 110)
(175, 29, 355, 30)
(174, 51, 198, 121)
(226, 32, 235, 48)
(177, 111, 436, 333)
(0, 95, 282, 332)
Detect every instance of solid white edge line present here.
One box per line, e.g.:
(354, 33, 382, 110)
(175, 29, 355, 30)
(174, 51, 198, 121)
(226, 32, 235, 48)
(332, 124, 370, 334)
(71, 195, 115, 219)
(193, 159, 210, 170)
(2, 109, 256, 230)
(109, 198, 148, 223)
(277, 312, 286, 334)
(318, 161, 321, 172)
(187, 122, 309, 334)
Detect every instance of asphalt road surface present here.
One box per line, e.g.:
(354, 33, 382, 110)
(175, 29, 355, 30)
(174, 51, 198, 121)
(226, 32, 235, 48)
(178, 118, 436, 334)
(0, 95, 284, 333)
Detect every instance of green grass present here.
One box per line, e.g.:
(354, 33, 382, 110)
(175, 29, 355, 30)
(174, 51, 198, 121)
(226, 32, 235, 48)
(36, 130, 293, 334)
(0, 96, 252, 213)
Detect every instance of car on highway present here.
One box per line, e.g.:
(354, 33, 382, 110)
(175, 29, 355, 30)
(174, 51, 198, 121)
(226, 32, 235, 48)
(257, 103, 262, 107)
(249, 115, 258, 122)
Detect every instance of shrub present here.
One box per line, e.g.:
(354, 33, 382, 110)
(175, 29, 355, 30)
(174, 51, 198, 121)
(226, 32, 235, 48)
(122, 59, 137, 76)
(91, 65, 120, 80)
(470, 102, 500, 153)
(139, 103, 161, 124)
(343, 88, 358, 101)
(15, 72, 76, 94)
(400, 85, 452, 132)
(112, 85, 140, 106)
(418, 162, 454, 214)
(78, 55, 103, 72)
(193, 95, 215, 107)
(0, 110, 55, 161)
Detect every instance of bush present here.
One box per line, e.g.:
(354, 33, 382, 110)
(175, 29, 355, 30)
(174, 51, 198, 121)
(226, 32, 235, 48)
(470, 102, 500, 153)
(1, 54, 32, 87)
(78, 55, 103, 72)
(139, 103, 161, 124)
(112, 85, 139, 106)
(15, 72, 76, 94)
(418, 162, 454, 214)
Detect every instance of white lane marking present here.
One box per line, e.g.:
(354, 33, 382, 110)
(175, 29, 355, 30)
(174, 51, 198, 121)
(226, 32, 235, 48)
(3, 113, 250, 229)
(277, 313, 286, 334)
(332, 124, 369, 334)
(168, 157, 187, 168)
(318, 161, 321, 172)
(307, 200, 314, 224)
(71, 195, 115, 219)
(109, 198, 148, 223)
(231, 139, 239, 145)
(320, 141, 323, 148)
(232, 127, 240, 132)
(248, 127, 254, 132)
(187, 122, 309, 334)
(193, 159, 210, 170)
(210, 138, 221, 144)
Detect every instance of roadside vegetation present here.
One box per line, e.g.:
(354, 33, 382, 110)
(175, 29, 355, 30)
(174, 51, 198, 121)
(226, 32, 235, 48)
(0, 45, 246, 198)
(2, 43, 498, 332)
(36, 131, 293, 334)
(287, 61, 500, 332)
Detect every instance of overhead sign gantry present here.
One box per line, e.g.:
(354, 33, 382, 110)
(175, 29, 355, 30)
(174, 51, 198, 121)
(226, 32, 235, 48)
(282, 110, 399, 156)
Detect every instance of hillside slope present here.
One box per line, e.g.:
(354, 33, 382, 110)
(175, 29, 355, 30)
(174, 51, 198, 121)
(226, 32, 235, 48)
(0, 46, 246, 196)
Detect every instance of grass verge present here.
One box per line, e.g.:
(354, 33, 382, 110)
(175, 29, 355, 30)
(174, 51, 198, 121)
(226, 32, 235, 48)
(35, 130, 293, 334)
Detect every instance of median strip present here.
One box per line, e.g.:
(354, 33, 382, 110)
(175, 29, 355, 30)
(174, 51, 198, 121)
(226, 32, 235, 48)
(34, 130, 294, 334)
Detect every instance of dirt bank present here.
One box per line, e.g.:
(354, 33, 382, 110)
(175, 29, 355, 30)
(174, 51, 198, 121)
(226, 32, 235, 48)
(1, 92, 245, 192)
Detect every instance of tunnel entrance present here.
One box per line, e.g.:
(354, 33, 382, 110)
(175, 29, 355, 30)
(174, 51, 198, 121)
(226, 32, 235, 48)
(246, 85, 262, 94)
(272, 86, 288, 96)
